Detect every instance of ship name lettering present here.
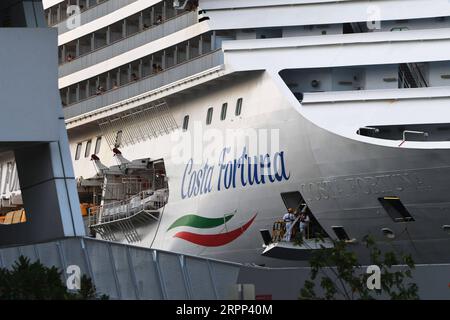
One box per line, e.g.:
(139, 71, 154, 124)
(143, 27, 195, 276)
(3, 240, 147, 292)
(301, 172, 430, 202)
(181, 147, 290, 199)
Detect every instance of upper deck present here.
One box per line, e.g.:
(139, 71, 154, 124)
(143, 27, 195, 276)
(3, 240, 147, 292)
(42, 0, 450, 130)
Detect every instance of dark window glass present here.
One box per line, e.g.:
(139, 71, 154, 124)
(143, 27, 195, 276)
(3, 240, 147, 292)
(84, 140, 92, 158)
(332, 226, 350, 241)
(94, 137, 102, 154)
(182, 115, 189, 131)
(220, 103, 227, 121)
(378, 197, 414, 222)
(235, 98, 243, 116)
(206, 107, 213, 125)
(75, 143, 82, 160)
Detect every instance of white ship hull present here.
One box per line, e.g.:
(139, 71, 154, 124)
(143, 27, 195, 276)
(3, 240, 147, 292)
(64, 71, 450, 266)
(2, 62, 450, 266)
(3, 0, 449, 267)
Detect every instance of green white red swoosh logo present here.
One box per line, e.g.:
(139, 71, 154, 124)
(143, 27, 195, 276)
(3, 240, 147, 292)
(167, 213, 234, 231)
(167, 213, 257, 247)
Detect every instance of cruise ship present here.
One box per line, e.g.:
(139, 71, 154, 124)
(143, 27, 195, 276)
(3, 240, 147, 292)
(2, 0, 450, 267)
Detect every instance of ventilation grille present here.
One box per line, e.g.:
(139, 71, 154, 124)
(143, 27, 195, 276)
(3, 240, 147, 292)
(98, 100, 178, 148)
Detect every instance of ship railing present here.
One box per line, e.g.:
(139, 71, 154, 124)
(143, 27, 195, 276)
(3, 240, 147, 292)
(53, 0, 138, 33)
(408, 63, 428, 88)
(399, 65, 412, 89)
(271, 220, 311, 243)
(63, 49, 224, 120)
(399, 63, 428, 89)
(58, 10, 197, 73)
(88, 188, 168, 226)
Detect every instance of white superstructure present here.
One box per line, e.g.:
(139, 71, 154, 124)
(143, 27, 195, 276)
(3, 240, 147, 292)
(3, 0, 450, 266)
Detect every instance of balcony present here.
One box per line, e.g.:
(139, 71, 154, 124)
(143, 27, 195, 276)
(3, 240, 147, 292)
(59, 11, 197, 77)
(63, 49, 223, 120)
(54, 0, 138, 35)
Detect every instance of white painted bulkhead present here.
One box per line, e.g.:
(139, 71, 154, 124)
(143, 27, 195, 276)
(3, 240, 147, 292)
(35, 0, 450, 266)
(58, 21, 211, 88)
(62, 26, 450, 266)
(222, 28, 450, 148)
(200, 0, 450, 31)
(65, 66, 450, 266)
(68, 71, 302, 265)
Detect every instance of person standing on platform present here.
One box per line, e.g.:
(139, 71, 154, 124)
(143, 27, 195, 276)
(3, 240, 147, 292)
(282, 208, 295, 242)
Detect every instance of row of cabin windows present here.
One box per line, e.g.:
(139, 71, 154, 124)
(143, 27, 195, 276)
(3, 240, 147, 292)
(45, 0, 106, 26)
(46, 0, 198, 27)
(182, 98, 243, 131)
(57, 1, 198, 64)
(60, 32, 214, 106)
(75, 136, 102, 160)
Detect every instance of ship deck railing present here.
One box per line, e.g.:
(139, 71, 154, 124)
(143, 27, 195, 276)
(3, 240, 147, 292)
(89, 188, 167, 225)
(52, 0, 138, 34)
(88, 188, 168, 242)
(63, 49, 224, 120)
(59, 10, 198, 77)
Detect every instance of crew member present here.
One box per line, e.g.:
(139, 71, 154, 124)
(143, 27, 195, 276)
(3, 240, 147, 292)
(299, 211, 310, 239)
(282, 208, 295, 242)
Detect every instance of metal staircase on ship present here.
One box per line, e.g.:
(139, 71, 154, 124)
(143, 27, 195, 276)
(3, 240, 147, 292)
(88, 188, 167, 243)
(87, 148, 169, 243)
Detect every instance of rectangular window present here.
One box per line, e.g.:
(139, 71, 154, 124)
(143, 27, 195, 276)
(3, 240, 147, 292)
(182, 115, 189, 131)
(235, 98, 243, 116)
(75, 143, 82, 160)
(94, 137, 102, 154)
(206, 107, 213, 125)
(378, 197, 414, 222)
(84, 140, 92, 158)
(220, 103, 227, 121)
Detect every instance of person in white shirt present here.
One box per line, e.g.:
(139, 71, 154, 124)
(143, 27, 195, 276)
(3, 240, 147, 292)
(299, 212, 310, 239)
(282, 208, 295, 242)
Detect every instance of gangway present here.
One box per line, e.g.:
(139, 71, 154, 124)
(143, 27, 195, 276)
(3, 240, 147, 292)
(89, 189, 167, 243)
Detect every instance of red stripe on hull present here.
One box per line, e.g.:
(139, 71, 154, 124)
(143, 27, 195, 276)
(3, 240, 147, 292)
(173, 214, 258, 247)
